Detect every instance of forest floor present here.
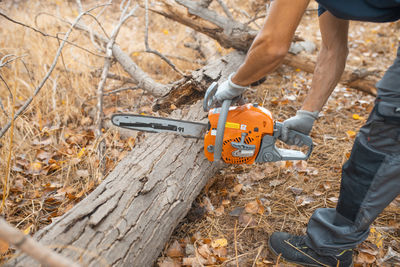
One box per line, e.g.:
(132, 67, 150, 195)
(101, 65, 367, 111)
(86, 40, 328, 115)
(0, 0, 399, 266)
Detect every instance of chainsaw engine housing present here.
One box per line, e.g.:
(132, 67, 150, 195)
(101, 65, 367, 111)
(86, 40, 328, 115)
(204, 103, 274, 164)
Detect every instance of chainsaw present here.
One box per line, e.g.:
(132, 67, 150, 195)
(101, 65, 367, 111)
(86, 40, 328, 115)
(111, 82, 313, 164)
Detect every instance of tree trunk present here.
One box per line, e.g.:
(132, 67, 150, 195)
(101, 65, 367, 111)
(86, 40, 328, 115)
(8, 52, 245, 267)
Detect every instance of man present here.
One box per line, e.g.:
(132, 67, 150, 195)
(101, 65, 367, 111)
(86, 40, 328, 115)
(214, 0, 400, 266)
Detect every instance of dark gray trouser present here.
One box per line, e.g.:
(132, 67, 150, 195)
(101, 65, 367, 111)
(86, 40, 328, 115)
(305, 43, 400, 255)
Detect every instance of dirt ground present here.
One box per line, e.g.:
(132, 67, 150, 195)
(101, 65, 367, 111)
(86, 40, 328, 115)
(0, 0, 399, 266)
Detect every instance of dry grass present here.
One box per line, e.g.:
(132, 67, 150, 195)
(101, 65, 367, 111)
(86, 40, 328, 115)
(0, 0, 399, 266)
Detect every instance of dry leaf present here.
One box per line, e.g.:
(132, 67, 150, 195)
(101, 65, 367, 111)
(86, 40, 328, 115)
(295, 195, 315, 206)
(229, 207, 244, 217)
(28, 162, 43, 175)
(269, 179, 284, 187)
(238, 213, 256, 227)
(355, 251, 376, 265)
(328, 197, 338, 203)
(215, 205, 224, 216)
(245, 200, 260, 214)
(368, 228, 384, 248)
(197, 244, 211, 259)
(233, 184, 243, 194)
(167, 240, 184, 258)
(346, 130, 356, 138)
(158, 257, 181, 267)
(23, 224, 33, 235)
(213, 246, 228, 257)
(313, 190, 324, 197)
(288, 186, 303, 195)
(211, 238, 228, 248)
(221, 199, 230, 206)
(0, 239, 9, 254)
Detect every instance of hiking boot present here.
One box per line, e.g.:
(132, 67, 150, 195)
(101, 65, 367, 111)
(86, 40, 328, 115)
(268, 232, 353, 267)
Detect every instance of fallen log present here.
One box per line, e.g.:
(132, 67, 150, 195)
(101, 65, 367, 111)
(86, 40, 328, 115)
(8, 51, 245, 267)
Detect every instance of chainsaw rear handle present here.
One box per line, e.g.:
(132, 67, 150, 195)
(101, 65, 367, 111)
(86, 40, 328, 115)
(203, 82, 232, 162)
(255, 122, 313, 163)
(275, 121, 313, 160)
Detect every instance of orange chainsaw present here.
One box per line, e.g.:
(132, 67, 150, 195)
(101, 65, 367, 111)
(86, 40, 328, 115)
(112, 82, 313, 164)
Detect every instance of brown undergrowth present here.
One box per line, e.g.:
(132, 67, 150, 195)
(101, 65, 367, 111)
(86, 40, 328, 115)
(0, 0, 399, 266)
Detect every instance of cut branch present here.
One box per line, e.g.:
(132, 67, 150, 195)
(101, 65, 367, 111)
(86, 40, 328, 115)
(0, 218, 80, 267)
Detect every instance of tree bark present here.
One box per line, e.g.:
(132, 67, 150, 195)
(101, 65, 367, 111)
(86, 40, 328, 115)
(8, 52, 245, 267)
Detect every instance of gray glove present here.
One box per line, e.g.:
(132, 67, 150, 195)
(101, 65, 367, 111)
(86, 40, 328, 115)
(281, 110, 319, 146)
(214, 73, 248, 102)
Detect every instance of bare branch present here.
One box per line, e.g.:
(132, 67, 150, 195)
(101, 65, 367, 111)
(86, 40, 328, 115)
(0, 218, 81, 267)
(74, 22, 170, 97)
(91, 69, 136, 83)
(0, 54, 26, 68)
(103, 86, 140, 96)
(144, 0, 185, 76)
(0, 98, 8, 118)
(216, 0, 233, 20)
(0, 73, 13, 100)
(0, 3, 111, 138)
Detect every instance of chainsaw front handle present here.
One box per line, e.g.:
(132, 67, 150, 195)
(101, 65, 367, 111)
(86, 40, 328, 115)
(203, 82, 218, 112)
(203, 82, 232, 162)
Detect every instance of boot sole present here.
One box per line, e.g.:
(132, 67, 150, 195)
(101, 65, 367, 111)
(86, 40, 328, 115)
(267, 237, 354, 267)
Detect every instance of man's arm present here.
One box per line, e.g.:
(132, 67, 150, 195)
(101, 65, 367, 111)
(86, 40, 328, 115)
(302, 11, 349, 112)
(231, 0, 310, 86)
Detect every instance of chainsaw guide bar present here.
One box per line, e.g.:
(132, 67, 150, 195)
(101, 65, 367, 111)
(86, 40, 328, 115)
(111, 114, 208, 139)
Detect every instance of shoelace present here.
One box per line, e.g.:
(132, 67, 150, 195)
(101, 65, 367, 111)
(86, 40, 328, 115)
(284, 237, 332, 267)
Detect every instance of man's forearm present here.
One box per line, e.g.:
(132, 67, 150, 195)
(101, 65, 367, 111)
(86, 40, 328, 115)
(302, 12, 349, 112)
(302, 46, 348, 112)
(231, 0, 310, 86)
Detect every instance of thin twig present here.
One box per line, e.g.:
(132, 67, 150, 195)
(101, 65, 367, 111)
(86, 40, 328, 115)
(19, 59, 36, 88)
(0, 10, 105, 58)
(1, 84, 14, 213)
(56, 32, 74, 90)
(0, 74, 13, 118)
(252, 244, 264, 267)
(104, 86, 140, 96)
(216, 0, 233, 20)
(0, 218, 81, 267)
(0, 3, 110, 139)
(144, 0, 185, 77)
(0, 54, 26, 68)
(234, 220, 239, 267)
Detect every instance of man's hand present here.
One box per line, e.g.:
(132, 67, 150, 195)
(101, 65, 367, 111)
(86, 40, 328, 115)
(214, 73, 248, 102)
(281, 110, 319, 146)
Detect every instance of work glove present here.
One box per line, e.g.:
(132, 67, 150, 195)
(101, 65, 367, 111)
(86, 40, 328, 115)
(281, 110, 319, 146)
(214, 73, 248, 103)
